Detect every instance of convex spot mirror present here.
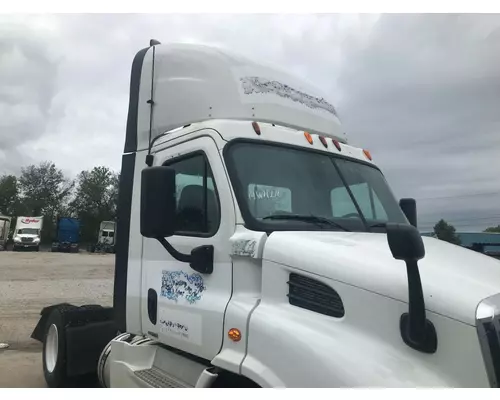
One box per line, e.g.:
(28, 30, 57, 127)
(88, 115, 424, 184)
(140, 166, 177, 239)
(399, 198, 417, 228)
(386, 222, 425, 261)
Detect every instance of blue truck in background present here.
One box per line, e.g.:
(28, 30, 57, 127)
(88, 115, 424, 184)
(51, 217, 81, 253)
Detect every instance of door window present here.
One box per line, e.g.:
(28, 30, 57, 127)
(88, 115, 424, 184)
(165, 153, 220, 236)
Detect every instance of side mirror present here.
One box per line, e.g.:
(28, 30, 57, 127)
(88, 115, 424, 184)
(386, 223, 436, 354)
(399, 198, 417, 228)
(140, 166, 177, 239)
(386, 223, 425, 261)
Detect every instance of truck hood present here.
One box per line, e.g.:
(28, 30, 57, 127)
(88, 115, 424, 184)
(264, 231, 500, 326)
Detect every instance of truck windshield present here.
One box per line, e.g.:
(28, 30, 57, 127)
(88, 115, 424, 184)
(18, 228, 39, 235)
(224, 141, 408, 232)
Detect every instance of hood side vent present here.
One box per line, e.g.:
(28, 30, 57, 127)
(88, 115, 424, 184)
(287, 273, 344, 318)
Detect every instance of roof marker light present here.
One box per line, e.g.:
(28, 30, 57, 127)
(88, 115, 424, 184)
(319, 136, 328, 148)
(363, 149, 372, 161)
(304, 132, 313, 144)
(252, 122, 261, 135)
(332, 139, 341, 151)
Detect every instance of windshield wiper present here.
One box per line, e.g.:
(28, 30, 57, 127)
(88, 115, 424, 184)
(369, 222, 387, 229)
(263, 214, 351, 232)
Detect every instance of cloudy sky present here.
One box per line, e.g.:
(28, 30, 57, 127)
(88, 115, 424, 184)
(0, 13, 499, 231)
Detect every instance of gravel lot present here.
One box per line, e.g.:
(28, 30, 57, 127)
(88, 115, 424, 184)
(0, 251, 114, 387)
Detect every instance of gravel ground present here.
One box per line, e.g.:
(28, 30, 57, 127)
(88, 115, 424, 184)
(0, 250, 114, 387)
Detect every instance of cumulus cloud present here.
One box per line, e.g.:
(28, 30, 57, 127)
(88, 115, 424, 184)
(0, 13, 498, 230)
(337, 13, 500, 230)
(0, 15, 62, 173)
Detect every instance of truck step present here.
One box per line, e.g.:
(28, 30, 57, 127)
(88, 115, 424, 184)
(134, 367, 192, 388)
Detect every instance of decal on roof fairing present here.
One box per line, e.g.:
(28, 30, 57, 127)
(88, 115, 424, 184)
(240, 76, 338, 117)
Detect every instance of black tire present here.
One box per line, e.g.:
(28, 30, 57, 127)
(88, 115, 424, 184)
(36, 246, 40, 252)
(43, 310, 73, 387)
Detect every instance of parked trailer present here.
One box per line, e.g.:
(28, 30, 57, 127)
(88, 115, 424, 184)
(51, 217, 81, 253)
(0, 215, 11, 251)
(12, 216, 43, 252)
(32, 40, 500, 388)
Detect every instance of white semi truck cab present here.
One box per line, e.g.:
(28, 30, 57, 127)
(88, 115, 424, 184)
(98, 221, 116, 245)
(13, 216, 43, 252)
(32, 40, 500, 388)
(96, 220, 116, 253)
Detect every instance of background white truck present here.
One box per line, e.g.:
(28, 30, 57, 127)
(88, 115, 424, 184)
(0, 215, 11, 251)
(13, 216, 43, 252)
(31, 40, 500, 388)
(89, 221, 116, 253)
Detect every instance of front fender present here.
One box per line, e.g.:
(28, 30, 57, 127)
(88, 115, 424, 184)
(243, 302, 456, 387)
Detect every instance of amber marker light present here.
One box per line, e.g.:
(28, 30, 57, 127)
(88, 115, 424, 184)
(228, 328, 242, 342)
(304, 131, 313, 144)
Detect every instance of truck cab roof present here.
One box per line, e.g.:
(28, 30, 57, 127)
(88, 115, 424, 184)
(125, 42, 346, 154)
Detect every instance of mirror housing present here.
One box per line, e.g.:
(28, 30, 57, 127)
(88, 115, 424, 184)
(386, 223, 425, 261)
(140, 166, 177, 239)
(399, 198, 417, 228)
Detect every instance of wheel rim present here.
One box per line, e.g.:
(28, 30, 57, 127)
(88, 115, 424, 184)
(45, 324, 59, 373)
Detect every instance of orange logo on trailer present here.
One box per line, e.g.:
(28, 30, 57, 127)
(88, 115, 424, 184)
(21, 218, 40, 224)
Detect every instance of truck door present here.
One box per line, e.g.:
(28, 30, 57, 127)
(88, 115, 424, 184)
(141, 134, 235, 361)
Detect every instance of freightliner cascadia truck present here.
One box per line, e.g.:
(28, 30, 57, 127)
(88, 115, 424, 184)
(31, 40, 500, 388)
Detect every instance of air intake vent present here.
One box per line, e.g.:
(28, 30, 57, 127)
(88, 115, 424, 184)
(287, 273, 344, 318)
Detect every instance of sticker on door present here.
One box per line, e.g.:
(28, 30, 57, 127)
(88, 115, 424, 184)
(160, 270, 206, 304)
(159, 308, 202, 345)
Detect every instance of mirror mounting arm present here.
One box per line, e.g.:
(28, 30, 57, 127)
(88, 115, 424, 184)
(157, 237, 191, 263)
(405, 260, 426, 339)
(400, 259, 437, 354)
(156, 237, 214, 275)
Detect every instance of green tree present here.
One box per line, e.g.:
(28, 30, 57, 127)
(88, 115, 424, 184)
(484, 225, 500, 233)
(70, 166, 119, 243)
(0, 175, 20, 216)
(18, 162, 74, 242)
(433, 219, 461, 245)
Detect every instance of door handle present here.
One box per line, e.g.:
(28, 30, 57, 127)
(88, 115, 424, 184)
(147, 288, 157, 325)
